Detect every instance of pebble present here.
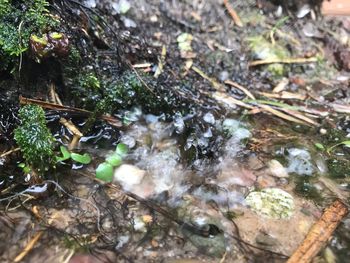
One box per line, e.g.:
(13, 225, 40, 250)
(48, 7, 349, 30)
(268, 159, 289, 178)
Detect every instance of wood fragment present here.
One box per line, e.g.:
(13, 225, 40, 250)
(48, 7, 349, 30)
(19, 96, 122, 127)
(249, 57, 318, 67)
(287, 199, 348, 263)
(223, 0, 243, 27)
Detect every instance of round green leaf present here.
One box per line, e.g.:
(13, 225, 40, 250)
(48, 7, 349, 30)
(56, 145, 71, 162)
(116, 143, 128, 156)
(71, 153, 92, 164)
(96, 162, 114, 182)
(105, 153, 122, 167)
(314, 143, 325, 151)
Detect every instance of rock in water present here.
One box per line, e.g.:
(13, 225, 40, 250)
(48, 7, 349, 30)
(245, 188, 294, 219)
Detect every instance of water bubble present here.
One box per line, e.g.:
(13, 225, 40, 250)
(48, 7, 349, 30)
(203, 112, 215, 125)
(173, 117, 185, 134)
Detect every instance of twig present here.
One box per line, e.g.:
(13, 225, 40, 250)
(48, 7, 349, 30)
(19, 96, 122, 127)
(287, 199, 348, 263)
(249, 57, 318, 67)
(223, 0, 243, 27)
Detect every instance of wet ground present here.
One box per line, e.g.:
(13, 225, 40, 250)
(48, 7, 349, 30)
(1, 0, 350, 262)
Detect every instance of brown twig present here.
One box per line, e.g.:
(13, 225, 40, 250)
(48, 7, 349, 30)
(287, 199, 348, 263)
(223, 0, 243, 27)
(19, 96, 122, 127)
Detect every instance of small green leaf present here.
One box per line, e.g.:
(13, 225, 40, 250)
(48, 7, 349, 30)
(23, 166, 31, 174)
(56, 146, 71, 162)
(341, 141, 350, 147)
(314, 143, 325, 151)
(106, 153, 122, 167)
(116, 143, 128, 156)
(96, 162, 114, 182)
(71, 153, 92, 164)
(327, 140, 350, 153)
(18, 163, 26, 168)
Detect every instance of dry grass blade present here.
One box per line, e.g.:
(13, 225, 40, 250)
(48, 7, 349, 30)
(192, 66, 223, 91)
(0, 148, 20, 158)
(279, 108, 319, 126)
(213, 91, 255, 110)
(224, 80, 255, 99)
(258, 91, 307, 100)
(258, 104, 310, 126)
(331, 103, 350, 113)
(249, 57, 318, 67)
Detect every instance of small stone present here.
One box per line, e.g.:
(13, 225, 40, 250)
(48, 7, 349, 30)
(320, 128, 327, 135)
(203, 112, 215, 125)
(245, 188, 294, 219)
(134, 217, 147, 232)
(268, 159, 289, 178)
(255, 232, 278, 246)
(142, 215, 153, 224)
(256, 174, 276, 188)
(113, 164, 146, 191)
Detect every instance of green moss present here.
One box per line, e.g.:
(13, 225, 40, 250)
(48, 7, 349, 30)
(322, 128, 346, 145)
(14, 104, 55, 174)
(294, 178, 322, 200)
(102, 70, 176, 114)
(79, 73, 100, 90)
(0, 0, 58, 71)
(246, 35, 290, 76)
(327, 158, 350, 179)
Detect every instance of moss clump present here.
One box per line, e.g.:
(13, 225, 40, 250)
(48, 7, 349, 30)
(327, 158, 350, 179)
(0, 0, 58, 71)
(294, 179, 322, 200)
(321, 128, 346, 145)
(14, 104, 55, 174)
(103, 71, 159, 110)
(246, 35, 289, 76)
(79, 73, 100, 90)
